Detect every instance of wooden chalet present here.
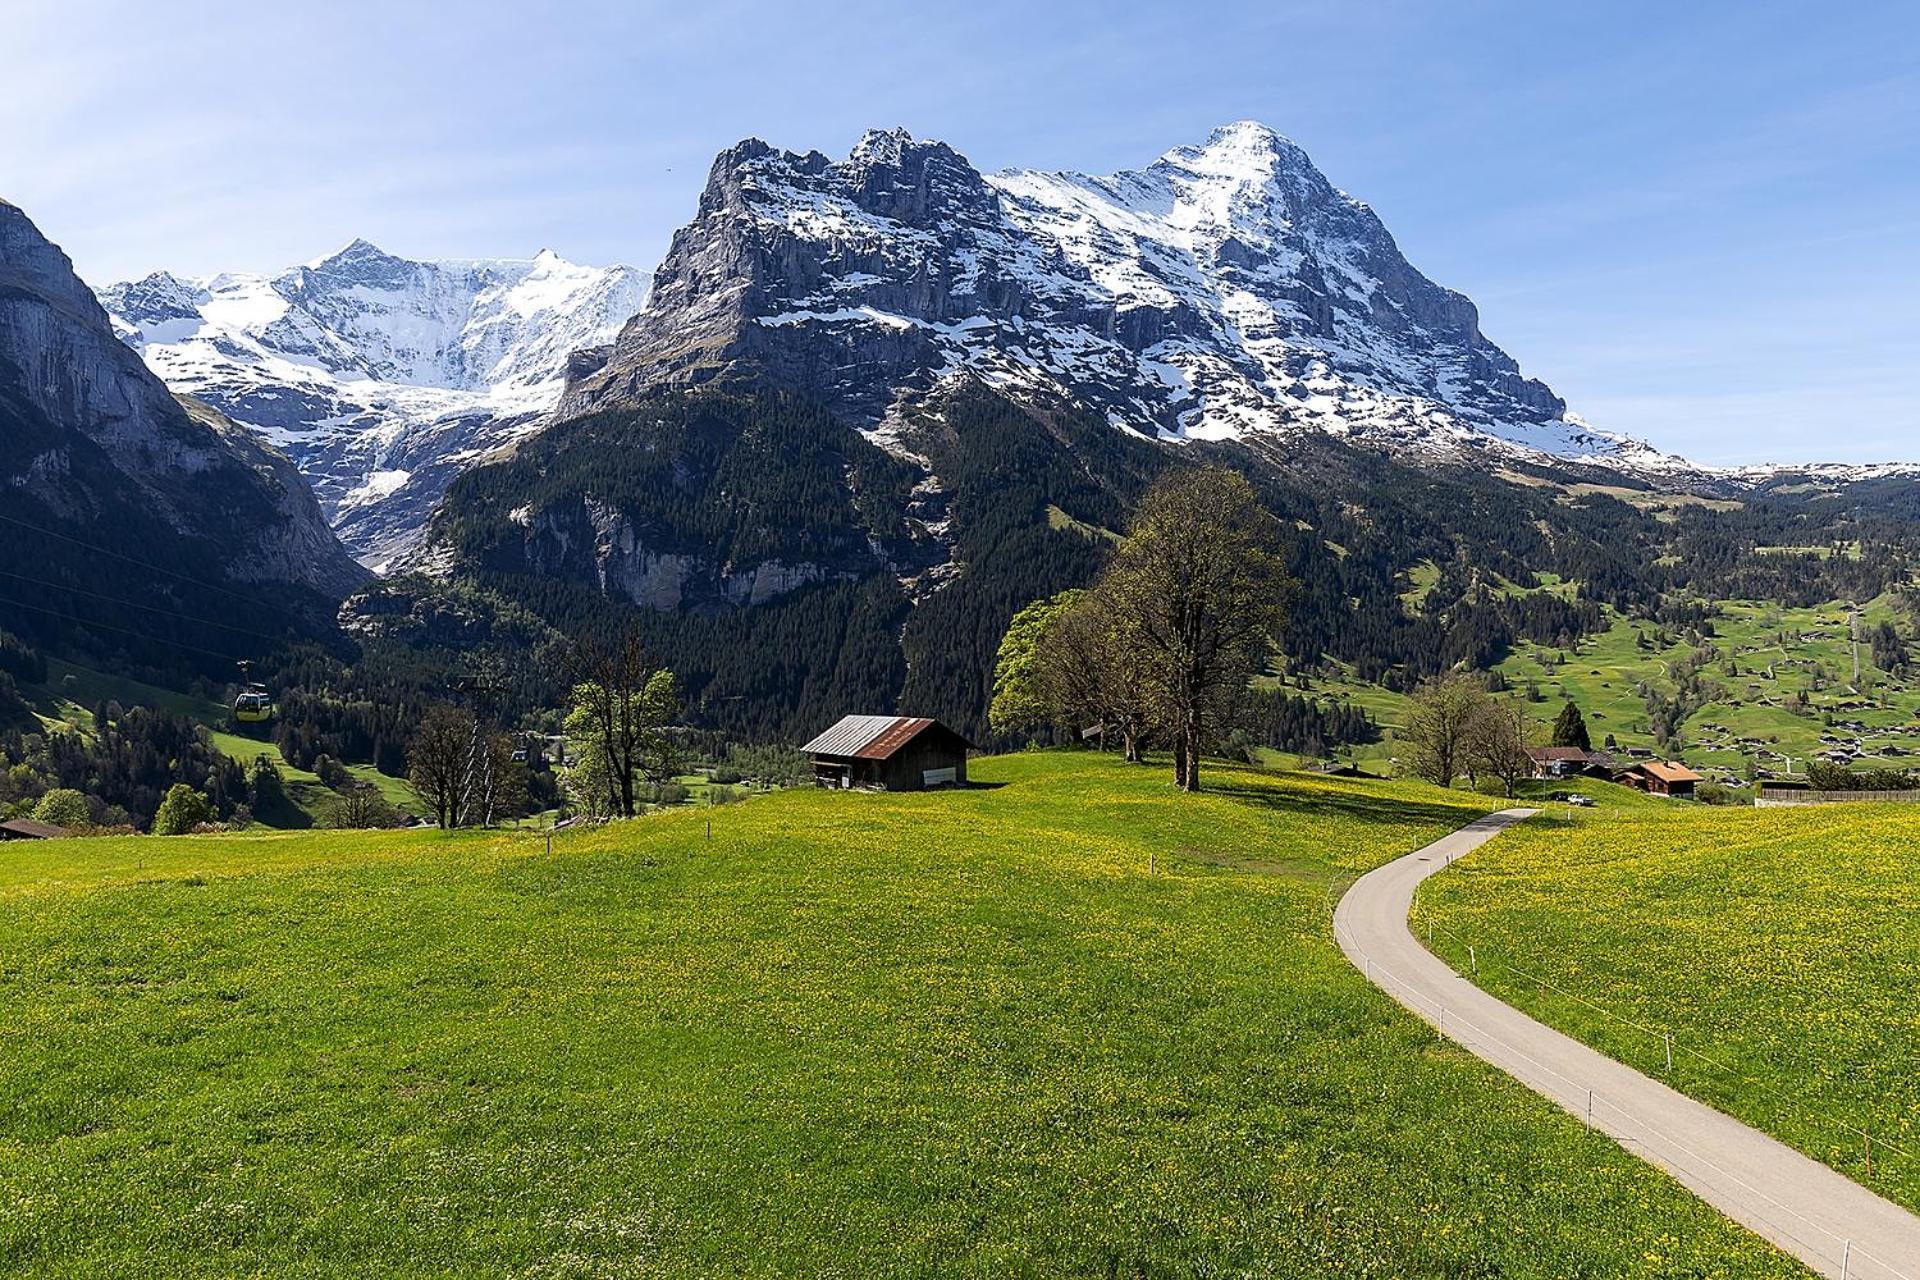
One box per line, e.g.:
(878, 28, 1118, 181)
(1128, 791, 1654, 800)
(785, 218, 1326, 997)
(801, 715, 974, 791)
(1617, 760, 1702, 798)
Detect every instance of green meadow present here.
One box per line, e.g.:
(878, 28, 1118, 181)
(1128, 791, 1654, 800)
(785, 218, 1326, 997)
(1307, 590, 1920, 787)
(1419, 801, 1920, 1213)
(0, 754, 1804, 1276)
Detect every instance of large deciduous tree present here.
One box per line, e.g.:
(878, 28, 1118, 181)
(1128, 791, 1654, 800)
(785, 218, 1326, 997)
(1399, 673, 1489, 788)
(1100, 467, 1291, 792)
(1033, 588, 1155, 763)
(408, 703, 476, 829)
(1468, 699, 1535, 799)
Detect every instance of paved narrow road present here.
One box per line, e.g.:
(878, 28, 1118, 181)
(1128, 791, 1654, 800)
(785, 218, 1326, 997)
(1334, 809, 1920, 1280)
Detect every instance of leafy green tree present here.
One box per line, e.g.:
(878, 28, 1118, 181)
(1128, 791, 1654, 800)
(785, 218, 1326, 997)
(989, 590, 1081, 740)
(1098, 468, 1291, 792)
(637, 669, 685, 785)
(1549, 700, 1592, 751)
(1399, 673, 1489, 788)
(32, 788, 89, 829)
(152, 784, 214, 835)
(248, 754, 285, 811)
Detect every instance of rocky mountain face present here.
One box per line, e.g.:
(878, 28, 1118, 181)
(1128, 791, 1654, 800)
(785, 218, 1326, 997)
(98, 242, 646, 570)
(562, 122, 1680, 472)
(401, 123, 1724, 739)
(334, 122, 1920, 743)
(0, 198, 364, 602)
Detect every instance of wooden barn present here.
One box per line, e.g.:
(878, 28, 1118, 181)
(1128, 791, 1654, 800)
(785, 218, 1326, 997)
(801, 715, 974, 791)
(0, 818, 66, 841)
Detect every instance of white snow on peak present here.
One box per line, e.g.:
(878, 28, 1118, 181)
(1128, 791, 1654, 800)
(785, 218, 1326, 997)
(96, 243, 647, 567)
(976, 121, 1687, 471)
(850, 126, 916, 165)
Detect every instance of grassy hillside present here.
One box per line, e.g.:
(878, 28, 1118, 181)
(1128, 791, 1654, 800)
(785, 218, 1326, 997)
(1417, 802, 1919, 1213)
(1306, 594, 1920, 789)
(21, 656, 418, 825)
(0, 753, 1803, 1276)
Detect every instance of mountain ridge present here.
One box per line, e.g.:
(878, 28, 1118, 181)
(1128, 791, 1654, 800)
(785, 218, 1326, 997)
(558, 121, 1689, 478)
(0, 197, 366, 676)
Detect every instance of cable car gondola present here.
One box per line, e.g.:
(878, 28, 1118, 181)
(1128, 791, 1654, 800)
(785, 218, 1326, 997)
(232, 660, 274, 725)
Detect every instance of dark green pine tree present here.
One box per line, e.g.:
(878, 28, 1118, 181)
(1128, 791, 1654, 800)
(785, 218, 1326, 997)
(1550, 700, 1592, 751)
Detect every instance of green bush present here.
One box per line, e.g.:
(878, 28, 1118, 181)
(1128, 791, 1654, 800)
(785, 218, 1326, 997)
(726, 744, 808, 788)
(32, 788, 90, 829)
(639, 782, 689, 807)
(152, 784, 215, 836)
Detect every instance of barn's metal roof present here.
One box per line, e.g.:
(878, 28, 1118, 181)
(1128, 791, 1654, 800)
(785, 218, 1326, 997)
(0, 819, 65, 839)
(801, 714, 965, 760)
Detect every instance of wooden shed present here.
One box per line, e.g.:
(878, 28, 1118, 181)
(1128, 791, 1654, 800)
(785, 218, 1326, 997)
(0, 818, 66, 840)
(801, 715, 974, 791)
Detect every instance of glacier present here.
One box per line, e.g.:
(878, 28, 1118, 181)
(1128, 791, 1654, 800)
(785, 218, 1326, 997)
(98, 239, 645, 571)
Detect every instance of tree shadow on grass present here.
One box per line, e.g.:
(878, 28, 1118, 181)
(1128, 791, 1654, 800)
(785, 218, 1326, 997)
(1201, 780, 1485, 831)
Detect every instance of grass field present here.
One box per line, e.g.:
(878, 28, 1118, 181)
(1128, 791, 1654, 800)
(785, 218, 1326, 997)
(1417, 801, 1920, 1214)
(0, 753, 1805, 1276)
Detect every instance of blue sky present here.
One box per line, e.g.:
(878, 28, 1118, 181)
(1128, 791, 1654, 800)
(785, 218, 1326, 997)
(5, 0, 1916, 465)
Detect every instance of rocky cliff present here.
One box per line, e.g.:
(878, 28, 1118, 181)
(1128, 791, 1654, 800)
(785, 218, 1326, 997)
(0, 198, 365, 599)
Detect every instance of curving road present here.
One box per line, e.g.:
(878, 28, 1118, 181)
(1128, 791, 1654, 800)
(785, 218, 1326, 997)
(1334, 809, 1920, 1280)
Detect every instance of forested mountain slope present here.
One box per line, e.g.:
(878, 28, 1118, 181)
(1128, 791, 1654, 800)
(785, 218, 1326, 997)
(0, 199, 365, 685)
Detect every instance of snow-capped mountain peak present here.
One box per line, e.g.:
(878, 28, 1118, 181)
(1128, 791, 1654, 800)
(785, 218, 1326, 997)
(564, 120, 1682, 474)
(98, 243, 646, 570)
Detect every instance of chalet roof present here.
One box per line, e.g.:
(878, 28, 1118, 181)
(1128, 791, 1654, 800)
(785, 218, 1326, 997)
(801, 715, 973, 760)
(0, 818, 66, 839)
(1640, 761, 1703, 783)
(1526, 747, 1593, 762)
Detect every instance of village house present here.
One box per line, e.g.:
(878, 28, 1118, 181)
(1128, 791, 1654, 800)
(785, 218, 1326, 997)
(801, 715, 974, 791)
(1616, 761, 1703, 799)
(1526, 747, 1616, 780)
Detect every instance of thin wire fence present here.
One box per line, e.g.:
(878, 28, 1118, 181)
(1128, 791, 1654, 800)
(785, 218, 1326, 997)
(1334, 915, 1915, 1280)
(1405, 888, 1916, 1178)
